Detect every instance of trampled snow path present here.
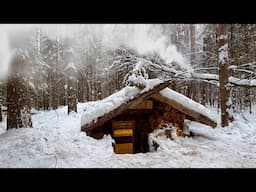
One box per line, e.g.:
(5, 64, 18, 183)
(0, 103, 256, 168)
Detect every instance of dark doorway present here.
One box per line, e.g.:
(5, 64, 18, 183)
(134, 119, 150, 153)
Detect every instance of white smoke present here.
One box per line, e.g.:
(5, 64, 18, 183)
(0, 24, 37, 80)
(0, 24, 82, 80)
(128, 24, 191, 71)
(0, 24, 192, 80)
(0, 25, 11, 80)
(102, 24, 192, 72)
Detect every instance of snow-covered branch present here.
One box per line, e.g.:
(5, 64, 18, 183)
(229, 63, 256, 70)
(108, 48, 256, 89)
(191, 72, 256, 87)
(193, 67, 219, 71)
(183, 51, 203, 56)
(191, 73, 219, 81)
(229, 77, 256, 87)
(232, 68, 256, 76)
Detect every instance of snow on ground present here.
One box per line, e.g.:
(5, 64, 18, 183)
(0, 103, 256, 168)
(0, 116, 6, 135)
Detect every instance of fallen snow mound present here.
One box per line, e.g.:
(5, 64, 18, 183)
(0, 104, 256, 168)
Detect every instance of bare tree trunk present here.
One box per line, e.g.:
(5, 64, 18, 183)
(64, 38, 77, 114)
(96, 77, 102, 100)
(0, 82, 2, 122)
(189, 25, 198, 102)
(78, 75, 85, 102)
(7, 77, 22, 129)
(217, 24, 229, 127)
(190, 24, 196, 65)
(52, 48, 59, 110)
(67, 72, 77, 114)
(244, 87, 252, 113)
(52, 79, 58, 110)
(0, 104, 2, 122)
(249, 88, 252, 114)
(201, 82, 206, 106)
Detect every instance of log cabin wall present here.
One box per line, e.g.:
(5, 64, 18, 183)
(85, 99, 186, 154)
(111, 99, 186, 153)
(112, 109, 154, 153)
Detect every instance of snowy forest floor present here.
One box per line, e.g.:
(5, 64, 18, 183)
(0, 103, 256, 168)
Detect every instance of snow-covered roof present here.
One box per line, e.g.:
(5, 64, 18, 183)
(81, 78, 217, 131)
(158, 88, 216, 126)
(81, 86, 140, 128)
(81, 79, 163, 129)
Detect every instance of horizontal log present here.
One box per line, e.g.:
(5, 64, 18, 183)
(114, 136, 133, 144)
(112, 120, 135, 129)
(113, 129, 133, 137)
(114, 143, 133, 154)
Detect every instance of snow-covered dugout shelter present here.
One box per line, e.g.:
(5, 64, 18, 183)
(81, 78, 217, 154)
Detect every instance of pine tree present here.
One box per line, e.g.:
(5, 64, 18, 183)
(7, 52, 32, 129)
